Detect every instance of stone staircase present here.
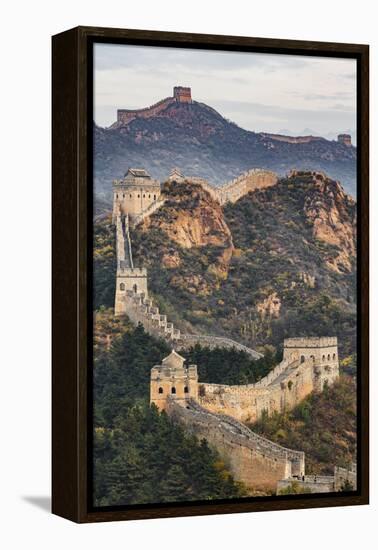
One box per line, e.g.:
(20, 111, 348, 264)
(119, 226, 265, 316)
(124, 289, 181, 342)
(123, 288, 264, 361)
(178, 334, 262, 359)
(122, 214, 134, 268)
(114, 201, 263, 360)
(131, 198, 166, 227)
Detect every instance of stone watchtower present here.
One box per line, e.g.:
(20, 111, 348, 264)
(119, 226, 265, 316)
(173, 86, 192, 103)
(283, 337, 339, 391)
(150, 350, 198, 411)
(337, 133, 352, 147)
(112, 168, 161, 224)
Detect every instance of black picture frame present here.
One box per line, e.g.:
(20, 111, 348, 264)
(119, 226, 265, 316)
(52, 26, 369, 523)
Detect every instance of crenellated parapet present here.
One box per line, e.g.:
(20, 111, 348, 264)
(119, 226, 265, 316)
(113, 86, 192, 127)
(116, 96, 176, 126)
(166, 397, 304, 491)
(217, 168, 278, 205)
(150, 346, 341, 493)
(283, 337, 339, 391)
(131, 197, 166, 227)
(177, 334, 262, 359)
(169, 168, 278, 206)
(112, 168, 161, 224)
(150, 350, 198, 411)
(191, 337, 339, 423)
(122, 288, 182, 342)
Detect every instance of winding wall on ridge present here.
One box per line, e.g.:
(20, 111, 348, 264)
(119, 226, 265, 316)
(167, 398, 304, 491)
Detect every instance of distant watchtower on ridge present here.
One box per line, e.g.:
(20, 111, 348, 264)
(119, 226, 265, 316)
(337, 133, 352, 147)
(173, 86, 192, 103)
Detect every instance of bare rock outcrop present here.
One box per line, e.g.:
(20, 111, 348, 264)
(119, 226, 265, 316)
(303, 175, 356, 273)
(143, 180, 234, 292)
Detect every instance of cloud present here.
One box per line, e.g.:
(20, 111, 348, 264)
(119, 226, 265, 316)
(94, 43, 357, 135)
(296, 92, 353, 101)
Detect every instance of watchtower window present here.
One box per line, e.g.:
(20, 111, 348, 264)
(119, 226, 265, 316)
(133, 284, 137, 293)
(300, 355, 305, 363)
(143, 194, 145, 198)
(129, 194, 132, 198)
(120, 283, 125, 291)
(310, 355, 315, 363)
(184, 386, 189, 393)
(327, 354, 331, 361)
(322, 355, 325, 361)
(137, 194, 140, 198)
(158, 387, 163, 394)
(153, 194, 156, 200)
(171, 387, 176, 394)
(333, 353, 336, 360)
(148, 194, 151, 198)
(116, 194, 118, 199)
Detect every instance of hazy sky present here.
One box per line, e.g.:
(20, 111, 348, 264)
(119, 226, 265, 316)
(94, 43, 356, 138)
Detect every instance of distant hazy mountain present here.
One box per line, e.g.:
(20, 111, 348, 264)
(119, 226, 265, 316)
(278, 128, 356, 144)
(94, 99, 357, 203)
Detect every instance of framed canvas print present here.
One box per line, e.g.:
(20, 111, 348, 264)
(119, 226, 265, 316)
(52, 26, 369, 523)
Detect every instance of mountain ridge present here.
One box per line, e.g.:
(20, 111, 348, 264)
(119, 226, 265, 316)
(94, 171, 356, 356)
(94, 96, 357, 201)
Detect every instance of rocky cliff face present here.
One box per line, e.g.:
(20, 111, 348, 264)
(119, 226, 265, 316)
(105, 171, 357, 354)
(303, 174, 356, 273)
(256, 292, 282, 319)
(144, 180, 233, 250)
(138, 180, 234, 294)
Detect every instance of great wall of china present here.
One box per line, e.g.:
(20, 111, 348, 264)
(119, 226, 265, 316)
(112, 86, 192, 128)
(110, 164, 355, 494)
(111, 85, 352, 149)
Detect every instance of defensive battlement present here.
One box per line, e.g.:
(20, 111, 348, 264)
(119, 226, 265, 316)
(170, 167, 278, 206)
(151, 364, 198, 379)
(261, 133, 324, 144)
(150, 351, 198, 410)
(337, 133, 352, 147)
(178, 334, 262, 359)
(112, 168, 161, 222)
(173, 86, 192, 103)
(113, 168, 161, 189)
(118, 265, 147, 276)
(115, 87, 192, 126)
(118, 286, 182, 342)
(151, 335, 339, 424)
(284, 337, 338, 348)
(166, 398, 304, 490)
(116, 96, 176, 125)
(288, 169, 328, 180)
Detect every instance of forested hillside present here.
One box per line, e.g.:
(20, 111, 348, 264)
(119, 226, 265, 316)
(92, 169, 357, 504)
(93, 316, 266, 506)
(251, 373, 357, 475)
(94, 171, 356, 356)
